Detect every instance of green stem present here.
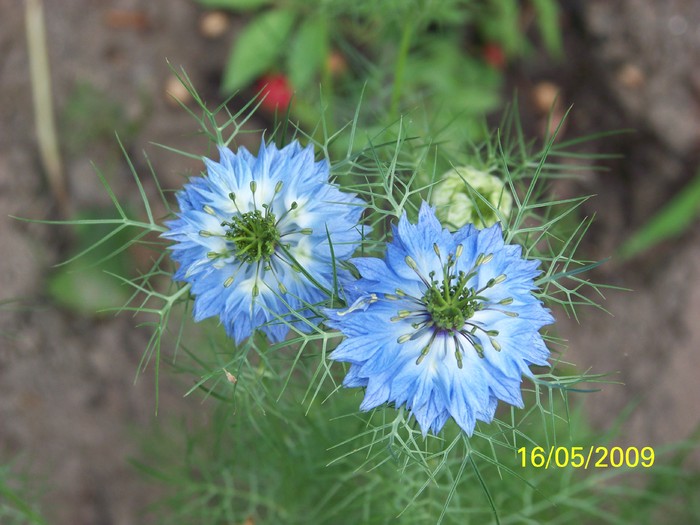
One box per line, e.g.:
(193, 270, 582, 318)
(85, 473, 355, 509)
(389, 20, 414, 121)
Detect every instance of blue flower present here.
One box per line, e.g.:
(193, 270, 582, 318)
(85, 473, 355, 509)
(326, 203, 553, 436)
(163, 140, 365, 343)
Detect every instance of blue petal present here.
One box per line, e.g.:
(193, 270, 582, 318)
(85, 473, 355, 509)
(163, 139, 366, 344)
(328, 200, 554, 436)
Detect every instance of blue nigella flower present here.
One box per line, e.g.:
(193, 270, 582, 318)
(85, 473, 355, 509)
(163, 140, 365, 344)
(326, 203, 553, 436)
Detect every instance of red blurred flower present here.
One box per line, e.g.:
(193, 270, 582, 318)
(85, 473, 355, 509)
(255, 73, 293, 113)
(482, 43, 506, 69)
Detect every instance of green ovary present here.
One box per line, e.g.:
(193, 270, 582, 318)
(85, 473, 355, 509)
(224, 210, 280, 263)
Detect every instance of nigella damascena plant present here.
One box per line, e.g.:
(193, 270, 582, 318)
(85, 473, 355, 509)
(163, 140, 365, 343)
(431, 166, 512, 229)
(326, 203, 553, 436)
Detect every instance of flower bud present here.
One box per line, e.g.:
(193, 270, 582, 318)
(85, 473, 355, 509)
(431, 166, 512, 229)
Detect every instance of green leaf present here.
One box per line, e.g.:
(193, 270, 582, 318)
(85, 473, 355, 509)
(45, 209, 135, 315)
(47, 265, 132, 315)
(222, 9, 296, 93)
(531, 0, 563, 57)
(288, 15, 328, 91)
(619, 169, 700, 259)
(479, 0, 522, 55)
(197, 0, 272, 10)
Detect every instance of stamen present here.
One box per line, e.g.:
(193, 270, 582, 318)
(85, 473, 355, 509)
(415, 331, 438, 365)
(453, 335, 465, 368)
(489, 274, 507, 286)
(274, 201, 299, 227)
(337, 294, 378, 316)
(405, 255, 418, 271)
(404, 256, 431, 287)
(389, 310, 427, 323)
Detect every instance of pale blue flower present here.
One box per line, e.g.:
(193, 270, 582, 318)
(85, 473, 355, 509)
(164, 140, 365, 343)
(326, 203, 553, 435)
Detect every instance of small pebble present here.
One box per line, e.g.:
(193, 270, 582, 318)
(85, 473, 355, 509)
(617, 64, 645, 89)
(532, 81, 561, 114)
(199, 11, 229, 39)
(164, 74, 192, 107)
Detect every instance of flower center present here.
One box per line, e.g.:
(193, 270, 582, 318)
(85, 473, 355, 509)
(223, 209, 279, 263)
(397, 246, 513, 369)
(422, 271, 479, 331)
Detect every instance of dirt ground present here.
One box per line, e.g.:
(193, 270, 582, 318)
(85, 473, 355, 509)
(1, 0, 700, 523)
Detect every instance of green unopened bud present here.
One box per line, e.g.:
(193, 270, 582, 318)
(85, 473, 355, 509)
(431, 166, 512, 229)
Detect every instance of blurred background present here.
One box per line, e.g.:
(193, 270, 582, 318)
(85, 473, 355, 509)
(1, 0, 700, 523)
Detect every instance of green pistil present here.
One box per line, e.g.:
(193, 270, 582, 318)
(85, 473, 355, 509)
(399, 248, 512, 367)
(422, 272, 480, 331)
(222, 209, 279, 263)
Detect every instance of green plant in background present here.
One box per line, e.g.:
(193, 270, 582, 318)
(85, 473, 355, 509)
(0, 463, 47, 525)
(134, 381, 700, 524)
(46, 208, 137, 315)
(619, 168, 700, 260)
(198, 0, 562, 137)
(61, 82, 145, 155)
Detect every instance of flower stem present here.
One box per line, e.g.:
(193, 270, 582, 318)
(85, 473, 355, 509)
(389, 19, 414, 122)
